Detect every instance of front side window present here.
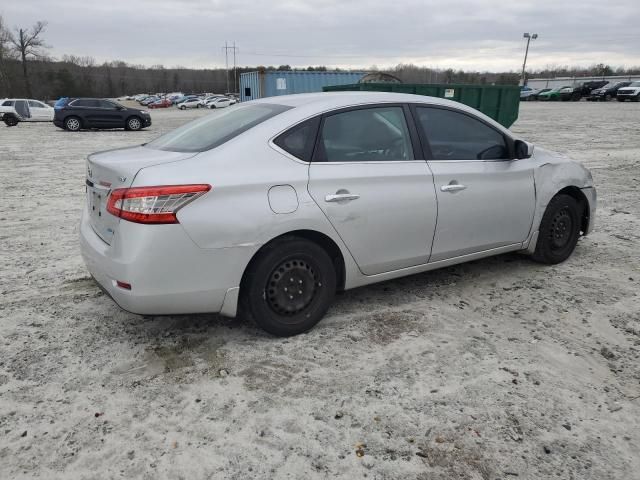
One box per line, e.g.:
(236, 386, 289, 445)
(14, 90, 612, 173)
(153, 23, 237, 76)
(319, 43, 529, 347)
(416, 107, 508, 160)
(28, 100, 46, 108)
(146, 103, 291, 152)
(98, 100, 118, 109)
(317, 106, 414, 162)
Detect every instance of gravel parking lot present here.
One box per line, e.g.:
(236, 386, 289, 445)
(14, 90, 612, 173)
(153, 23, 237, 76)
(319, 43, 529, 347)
(1, 101, 639, 479)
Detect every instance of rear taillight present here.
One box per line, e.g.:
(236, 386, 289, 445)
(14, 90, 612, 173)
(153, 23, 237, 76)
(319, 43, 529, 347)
(106, 184, 211, 224)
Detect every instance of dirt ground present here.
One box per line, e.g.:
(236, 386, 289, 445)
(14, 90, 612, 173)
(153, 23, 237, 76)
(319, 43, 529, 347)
(1, 101, 639, 480)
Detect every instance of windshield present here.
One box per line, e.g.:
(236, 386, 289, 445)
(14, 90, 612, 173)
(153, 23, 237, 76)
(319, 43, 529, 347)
(146, 103, 292, 152)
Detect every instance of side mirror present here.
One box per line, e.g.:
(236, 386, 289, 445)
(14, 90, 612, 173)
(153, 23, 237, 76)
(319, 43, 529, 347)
(515, 139, 534, 159)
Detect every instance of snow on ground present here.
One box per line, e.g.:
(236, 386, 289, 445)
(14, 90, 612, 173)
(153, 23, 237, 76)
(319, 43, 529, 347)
(1, 101, 639, 479)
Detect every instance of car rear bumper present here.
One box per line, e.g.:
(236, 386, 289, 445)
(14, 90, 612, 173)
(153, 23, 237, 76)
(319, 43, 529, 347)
(79, 205, 251, 316)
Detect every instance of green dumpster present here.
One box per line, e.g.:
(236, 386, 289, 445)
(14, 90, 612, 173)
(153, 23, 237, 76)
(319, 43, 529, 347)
(323, 83, 520, 128)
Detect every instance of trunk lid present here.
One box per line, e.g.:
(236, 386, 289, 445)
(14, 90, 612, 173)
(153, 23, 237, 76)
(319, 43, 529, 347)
(86, 146, 198, 244)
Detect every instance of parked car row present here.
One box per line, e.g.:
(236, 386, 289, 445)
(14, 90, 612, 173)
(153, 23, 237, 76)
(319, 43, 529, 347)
(132, 92, 238, 110)
(520, 81, 640, 102)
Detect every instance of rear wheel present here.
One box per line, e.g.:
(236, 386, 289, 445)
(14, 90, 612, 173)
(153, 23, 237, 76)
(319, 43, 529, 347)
(3, 114, 19, 127)
(65, 116, 81, 131)
(240, 237, 337, 336)
(532, 194, 582, 264)
(125, 116, 142, 131)
(605, 94, 612, 101)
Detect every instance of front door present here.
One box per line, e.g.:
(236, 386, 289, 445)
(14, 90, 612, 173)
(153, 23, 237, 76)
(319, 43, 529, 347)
(27, 100, 51, 121)
(307, 105, 438, 275)
(414, 106, 535, 262)
(97, 100, 125, 127)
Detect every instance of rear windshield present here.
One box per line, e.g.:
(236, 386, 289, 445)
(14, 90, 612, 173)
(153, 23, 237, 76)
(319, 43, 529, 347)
(145, 103, 291, 152)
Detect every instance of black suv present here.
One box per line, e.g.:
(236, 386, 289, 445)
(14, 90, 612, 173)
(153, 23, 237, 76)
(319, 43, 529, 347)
(53, 98, 151, 131)
(587, 81, 631, 101)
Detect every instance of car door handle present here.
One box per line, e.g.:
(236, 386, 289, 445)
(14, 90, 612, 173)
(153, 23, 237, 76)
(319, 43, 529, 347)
(325, 193, 360, 202)
(440, 184, 467, 192)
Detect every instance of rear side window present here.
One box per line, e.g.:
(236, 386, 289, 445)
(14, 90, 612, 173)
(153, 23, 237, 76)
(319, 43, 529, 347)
(416, 107, 508, 160)
(71, 99, 100, 108)
(316, 106, 414, 162)
(146, 103, 292, 152)
(273, 118, 319, 162)
(2, 100, 14, 106)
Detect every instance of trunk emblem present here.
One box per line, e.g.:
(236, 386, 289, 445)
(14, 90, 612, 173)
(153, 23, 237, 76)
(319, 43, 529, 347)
(118, 176, 127, 182)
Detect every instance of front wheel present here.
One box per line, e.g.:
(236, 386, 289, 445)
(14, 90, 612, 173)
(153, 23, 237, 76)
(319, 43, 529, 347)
(125, 116, 142, 131)
(240, 237, 337, 336)
(532, 194, 582, 264)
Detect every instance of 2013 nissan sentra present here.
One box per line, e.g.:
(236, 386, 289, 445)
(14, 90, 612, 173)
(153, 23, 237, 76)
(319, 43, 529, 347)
(80, 92, 596, 336)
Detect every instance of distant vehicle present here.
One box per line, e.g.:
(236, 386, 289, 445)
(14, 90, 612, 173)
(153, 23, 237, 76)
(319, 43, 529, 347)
(537, 86, 572, 101)
(616, 81, 640, 102)
(177, 98, 204, 109)
(140, 96, 159, 106)
(0, 98, 55, 126)
(53, 98, 152, 131)
(173, 95, 199, 105)
(206, 97, 232, 109)
(520, 87, 541, 101)
(148, 98, 173, 109)
(572, 80, 608, 99)
(558, 86, 583, 101)
(588, 82, 631, 101)
(79, 92, 596, 336)
(526, 88, 551, 101)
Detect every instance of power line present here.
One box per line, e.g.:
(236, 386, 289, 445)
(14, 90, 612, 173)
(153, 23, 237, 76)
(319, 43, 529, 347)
(222, 41, 239, 93)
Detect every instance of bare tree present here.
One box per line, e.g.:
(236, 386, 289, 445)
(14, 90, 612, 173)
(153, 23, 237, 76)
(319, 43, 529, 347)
(0, 15, 14, 93)
(9, 20, 49, 97)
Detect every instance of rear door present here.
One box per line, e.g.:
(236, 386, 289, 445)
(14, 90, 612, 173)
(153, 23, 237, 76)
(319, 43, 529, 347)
(414, 105, 535, 262)
(307, 104, 438, 275)
(14, 100, 31, 120)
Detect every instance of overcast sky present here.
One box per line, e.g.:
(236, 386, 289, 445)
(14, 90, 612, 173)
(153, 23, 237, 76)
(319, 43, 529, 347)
(3, 0, 639, 71)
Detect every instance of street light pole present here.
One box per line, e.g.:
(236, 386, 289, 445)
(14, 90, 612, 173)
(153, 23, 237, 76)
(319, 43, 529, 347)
(521, 32, 538, 87)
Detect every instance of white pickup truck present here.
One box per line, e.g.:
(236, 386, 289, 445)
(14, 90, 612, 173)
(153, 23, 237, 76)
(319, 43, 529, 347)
(1, 98, 55, 126)
(616, 81, 640, 102)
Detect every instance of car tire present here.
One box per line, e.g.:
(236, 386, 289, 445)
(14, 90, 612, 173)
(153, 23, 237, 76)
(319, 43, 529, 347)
(64, 116, 81, 131)
(180, 105, 186, 110)
(3, 113, 19, 127)
(605, 94, 612, 101)
(240, 236, 337, 337)
(125, 116, 142, 131)
(532, 194, 582, 265)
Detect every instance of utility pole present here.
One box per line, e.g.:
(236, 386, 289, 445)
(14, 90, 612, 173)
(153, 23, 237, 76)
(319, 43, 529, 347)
(521, 33, 538, 87)
(233, 41, 238, 94)
(222, 41, 239, 94)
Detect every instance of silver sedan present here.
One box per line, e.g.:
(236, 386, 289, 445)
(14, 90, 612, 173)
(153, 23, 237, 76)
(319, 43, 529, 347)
(80, 92, 596, 336)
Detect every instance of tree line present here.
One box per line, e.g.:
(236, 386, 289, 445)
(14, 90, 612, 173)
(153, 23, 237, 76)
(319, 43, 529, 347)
(1, 16, 639, 101)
